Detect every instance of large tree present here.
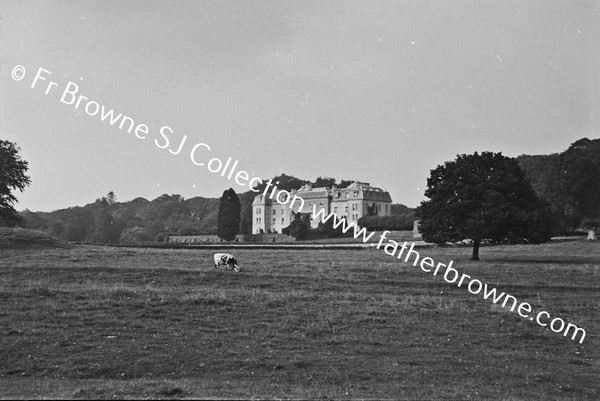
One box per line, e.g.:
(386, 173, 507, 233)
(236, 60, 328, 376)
(217, 188, 241, 241)
(0, 140, 31, 227)
(88, 198, 120, 244)
(416, 152, 552, 260)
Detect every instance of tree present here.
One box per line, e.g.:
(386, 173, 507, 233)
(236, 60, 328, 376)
(416, 152, 552, 260)
(559, 138, 600, 220)
(63, 207, 94, 242)
(252, 173, 308, 193)
(313, 176, 337, 188)
(120, 226, 153, 245)
(217, 188, 241, 241)
(88, 198, 120, 244)
(391, 203, 414, 215)
(106, 191, 117, 206)
(0, 140, 31, 227)
(337, 179, 354, 189)
(517, 138, 600, 234)
(282, 212, 309, 239)
(358, 214, 415, 231)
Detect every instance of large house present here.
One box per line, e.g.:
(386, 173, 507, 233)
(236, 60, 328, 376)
(252, 181, 392, 234)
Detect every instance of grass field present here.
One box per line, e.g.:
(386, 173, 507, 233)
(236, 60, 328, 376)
(1, 239, 599, 399)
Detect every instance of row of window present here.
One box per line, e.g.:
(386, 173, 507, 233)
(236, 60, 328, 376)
(256, 203, 389, 223)
(255, 217, 287, 225)
(256, 208, 287, 216)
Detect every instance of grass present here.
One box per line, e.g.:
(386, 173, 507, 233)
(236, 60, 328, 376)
(298, 230, 417, 244)
(0, 240, 599, 399)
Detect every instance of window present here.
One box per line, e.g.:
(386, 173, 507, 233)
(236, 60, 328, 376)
(273, 209, 276, 215)
(334, 207, 338, 213)
(320, 201, 323, 206)
(281, 218, 284, 224)
(385, 204, 388, 213)
(273, 218, 276, 224)
(345, 206, 348, 212)
(281, 209, 284, 215)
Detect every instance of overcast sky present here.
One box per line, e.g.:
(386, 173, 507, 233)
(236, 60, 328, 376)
(1, 0, 598, 212)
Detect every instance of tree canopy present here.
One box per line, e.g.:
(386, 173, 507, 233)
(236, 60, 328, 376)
(517, 138, 600, 233)
(416, 152, 552, 260)
(0, 140, 31, 227)
(217, 188, 241, 241)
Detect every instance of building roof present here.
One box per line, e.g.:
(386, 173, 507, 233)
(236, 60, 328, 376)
(294, 190, 329, 199)
(254, 180, 392, 205)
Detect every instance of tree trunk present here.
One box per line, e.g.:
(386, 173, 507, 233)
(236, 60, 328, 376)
(471, 239, 480, 261)
(587, 230, 597, 240)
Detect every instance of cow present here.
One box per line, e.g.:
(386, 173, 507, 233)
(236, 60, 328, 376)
(213, 253, 240, 272)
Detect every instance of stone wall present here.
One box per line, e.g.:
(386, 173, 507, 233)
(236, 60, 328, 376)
(167, 233, 296, 244)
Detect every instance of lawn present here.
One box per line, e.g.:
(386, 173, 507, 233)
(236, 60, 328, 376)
(0, 240, 599, 399)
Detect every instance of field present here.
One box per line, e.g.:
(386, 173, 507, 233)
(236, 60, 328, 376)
(1, 239, 599, 399)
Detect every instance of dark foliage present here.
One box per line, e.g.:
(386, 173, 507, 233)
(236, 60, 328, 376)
(0, 140, 31, 227)
(391, 203, 414, 215)
(253, 173, 309, 194)
(217, 188, 241, 241)
(16, 173, 379, 244)
(416, 152, 552, 260)
(315, 216, 353, 238)
(312, 176, 355, 189)
(88, 198, 120, 244)
(357, 214, 415, 231)
(517, 138, 600, 234)
(282, 212, 309, 239)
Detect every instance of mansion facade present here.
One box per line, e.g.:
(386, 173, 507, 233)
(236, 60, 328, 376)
(252, 181, 392, 234)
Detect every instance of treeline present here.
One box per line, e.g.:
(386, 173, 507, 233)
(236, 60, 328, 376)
(18, 136, 600, 245)
(13, 138, 600, 244)
(20, 194, 221, 245)
(357, 214, 415, 231)
(19, 175, 414, 245)
(516, 137, 600, 234)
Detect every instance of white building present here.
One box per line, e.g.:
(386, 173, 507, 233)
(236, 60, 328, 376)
(252, 181, 392, 234)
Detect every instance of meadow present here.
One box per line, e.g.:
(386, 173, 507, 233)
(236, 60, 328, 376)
(0, 239, 599, 399)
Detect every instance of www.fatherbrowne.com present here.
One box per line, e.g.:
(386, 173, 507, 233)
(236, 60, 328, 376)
(310, 205, 587, 344)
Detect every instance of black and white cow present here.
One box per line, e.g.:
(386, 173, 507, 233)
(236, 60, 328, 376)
(213, 253, 240, 272)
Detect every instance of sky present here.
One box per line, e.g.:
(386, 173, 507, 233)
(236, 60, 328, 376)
(1, 0, 599, 212)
